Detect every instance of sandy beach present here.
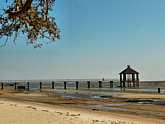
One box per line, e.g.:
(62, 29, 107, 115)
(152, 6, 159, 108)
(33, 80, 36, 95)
(0, 90, 165, 124)
(1, 0, 165, 123)
(0, 99, 164, 124)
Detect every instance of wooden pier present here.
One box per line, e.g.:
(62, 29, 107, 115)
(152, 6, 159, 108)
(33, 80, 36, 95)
(0, 80, 114, 91)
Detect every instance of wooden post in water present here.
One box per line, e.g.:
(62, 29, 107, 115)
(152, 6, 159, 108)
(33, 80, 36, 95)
(110, 81, 113, 88)
(40, 82, 42, 90)
(14, 83, 17, 90)
(52, 81, 55, 89)
(87, 81, 90, 89)
(158, 88, 160, 93)
(99, 81, 102, 88)
(64, 82, 67, 90)
(76, 81, 79, 90)
(27, 82, 30, 91)
(1, 83, 3, 90)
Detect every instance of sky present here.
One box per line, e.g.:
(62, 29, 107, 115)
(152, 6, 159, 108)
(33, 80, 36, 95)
(0, 0, 165, 80)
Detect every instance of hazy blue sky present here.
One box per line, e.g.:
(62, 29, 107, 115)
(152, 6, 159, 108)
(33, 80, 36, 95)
(0, 0, 165, 80)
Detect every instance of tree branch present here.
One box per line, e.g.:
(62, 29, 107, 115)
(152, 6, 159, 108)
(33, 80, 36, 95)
(8, 0, 33, 19)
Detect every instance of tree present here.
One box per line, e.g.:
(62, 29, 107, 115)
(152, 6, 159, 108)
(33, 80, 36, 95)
(0, 0, 60, 48)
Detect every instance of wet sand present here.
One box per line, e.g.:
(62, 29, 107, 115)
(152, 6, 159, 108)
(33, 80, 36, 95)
(0, 89, 165, 124)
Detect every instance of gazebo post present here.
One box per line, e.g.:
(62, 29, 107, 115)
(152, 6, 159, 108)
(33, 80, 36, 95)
(132, 74, 135, 88)
(120, 74, 122, 88)
(123, 74, 126, 88)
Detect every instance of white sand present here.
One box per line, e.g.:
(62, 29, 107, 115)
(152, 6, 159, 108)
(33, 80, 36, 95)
(0, 99, 164, 124)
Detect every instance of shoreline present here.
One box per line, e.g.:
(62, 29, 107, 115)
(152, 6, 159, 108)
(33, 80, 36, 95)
(0, 98, 164, 124)
(0, 90, 165, 124)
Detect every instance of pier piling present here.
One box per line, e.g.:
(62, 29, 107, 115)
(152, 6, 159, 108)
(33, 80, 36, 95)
(158, 88, 160, 93)
(76, 81, 79, 90)
(14, 83, 17, 90)
(99, 81, 102, 88)
(110, 81, 113, 88)
(27, 82, 30, 91)
(40, 82, 42, 90)
(52, 81, 55, 89)
(1, 83, 3, 90)
(87, 81, 90, 89)
(64, 82, 67, 90)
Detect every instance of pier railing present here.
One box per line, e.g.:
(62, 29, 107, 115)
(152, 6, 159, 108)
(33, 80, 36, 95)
(0, 80, 118, 91)
(1, 80, 165, 93)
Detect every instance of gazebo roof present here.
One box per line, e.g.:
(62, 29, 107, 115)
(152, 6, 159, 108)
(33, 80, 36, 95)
(119, 65, 139, 74)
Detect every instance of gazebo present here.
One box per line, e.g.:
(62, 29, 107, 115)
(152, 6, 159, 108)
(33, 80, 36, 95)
(119, 65, 139, 88)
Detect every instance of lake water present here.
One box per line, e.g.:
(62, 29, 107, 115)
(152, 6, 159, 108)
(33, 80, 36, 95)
(2, 80, 165, 94)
